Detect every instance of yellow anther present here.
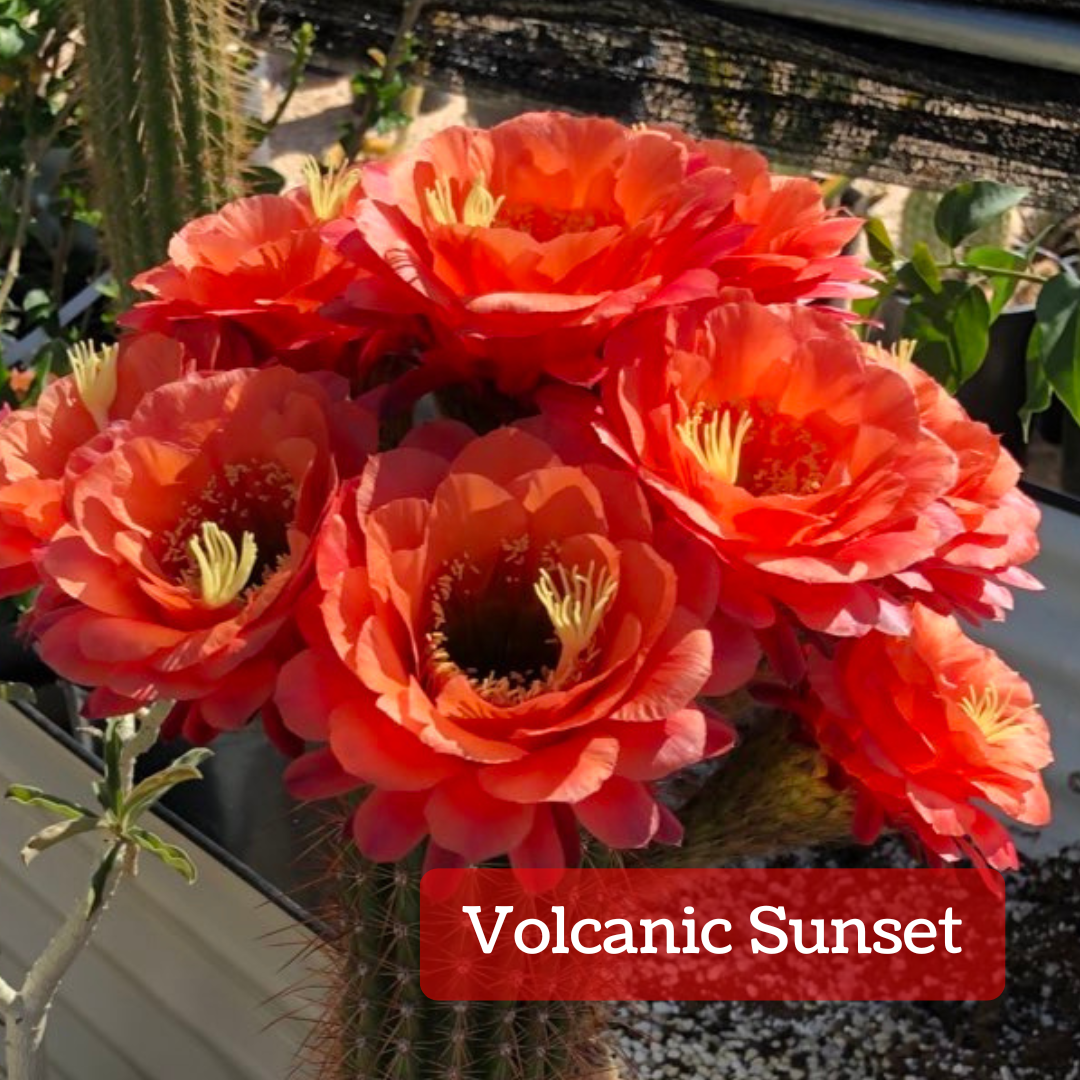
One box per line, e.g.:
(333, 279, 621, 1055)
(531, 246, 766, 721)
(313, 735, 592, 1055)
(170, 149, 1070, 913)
(425, 172, 504, 228)
(301, 155, 361, 221)
(959, 685, 1032, 744)
(867, 338, 917, 369)
(67, 341, 119, 432)
(676, 405, 753, 485)
(187, 522, 257, 608)
(534, 562, 617, 686)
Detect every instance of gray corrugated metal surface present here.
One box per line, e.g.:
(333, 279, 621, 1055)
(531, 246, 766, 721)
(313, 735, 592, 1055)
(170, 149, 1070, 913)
(0, 707, 320, 1079)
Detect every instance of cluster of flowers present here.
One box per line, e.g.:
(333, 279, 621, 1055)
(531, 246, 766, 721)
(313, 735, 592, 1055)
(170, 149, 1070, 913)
(0, 113, 1051, 880)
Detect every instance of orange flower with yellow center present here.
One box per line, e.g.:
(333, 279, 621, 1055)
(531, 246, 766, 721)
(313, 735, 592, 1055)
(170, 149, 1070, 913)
(804, 604, 1052, 881)
(595, 300, 961, 640)
(275, 422, 736, 868)
(30, 366, 376, 742)
(327, 111, 866, 393)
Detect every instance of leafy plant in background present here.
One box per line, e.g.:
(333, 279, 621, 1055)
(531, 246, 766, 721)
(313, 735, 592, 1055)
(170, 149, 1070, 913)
(0, 702, 207, 1080)
(859, 180, 1080, 431)
(0, 0, 106, 404)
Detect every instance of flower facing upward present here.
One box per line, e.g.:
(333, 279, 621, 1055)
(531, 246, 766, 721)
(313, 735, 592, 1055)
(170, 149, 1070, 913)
(275, 423, 735, 869)
(595, 301, 960, 640)
(30, 366, 376, 741)
(0, 333, 188, 598)
(866, 340, 1041, 622)
(120, 162, 371, 374)
(328, 111, 865, 392)
(805, 605, 1052, 879)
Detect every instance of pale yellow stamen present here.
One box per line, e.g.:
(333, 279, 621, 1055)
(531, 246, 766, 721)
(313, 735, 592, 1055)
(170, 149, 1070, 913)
(302, 155, 361, 221)
(867, 338, 917, 369)
(959, 685, 1033, 744)
(676, 405, 753, 484)
(68, 341, 118, 431)
(425, 172, 505, 228)
(534, 562, 618, 686)
(187, 522, 257, 608)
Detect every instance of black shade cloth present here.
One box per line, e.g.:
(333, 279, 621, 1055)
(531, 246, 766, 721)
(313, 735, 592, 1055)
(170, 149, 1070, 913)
(261, 1, 1080, 209)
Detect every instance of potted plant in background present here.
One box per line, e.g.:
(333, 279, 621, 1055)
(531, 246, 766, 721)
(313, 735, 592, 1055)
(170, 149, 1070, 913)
(858, 180, 1080, 480)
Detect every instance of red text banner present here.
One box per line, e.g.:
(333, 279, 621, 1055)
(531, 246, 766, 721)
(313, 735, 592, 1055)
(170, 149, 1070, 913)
(419, 868, 1005, 1001)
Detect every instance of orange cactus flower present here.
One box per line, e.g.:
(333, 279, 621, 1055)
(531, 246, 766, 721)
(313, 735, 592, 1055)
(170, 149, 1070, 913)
(595, 300, 960, 641)
(866, 340, 1041, 622)
(805, 605, 1052, 879)
(29, 366, 376, 741)
(327, 112, 866, 393)
(120, 165, 379, 375)
(0, 334, 188, 598)
(275, 423, 735, 869)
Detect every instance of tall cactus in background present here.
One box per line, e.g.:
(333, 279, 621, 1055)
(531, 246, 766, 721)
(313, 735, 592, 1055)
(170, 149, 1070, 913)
(76, 0, 250, 294)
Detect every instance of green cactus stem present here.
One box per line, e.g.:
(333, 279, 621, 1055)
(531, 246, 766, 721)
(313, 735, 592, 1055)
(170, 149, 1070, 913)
(76, 0, 251, 296)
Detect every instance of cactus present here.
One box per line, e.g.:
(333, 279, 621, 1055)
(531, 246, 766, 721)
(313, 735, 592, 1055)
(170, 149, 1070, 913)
(76, 0, 251, 294)
(303, 835, 609, 1080)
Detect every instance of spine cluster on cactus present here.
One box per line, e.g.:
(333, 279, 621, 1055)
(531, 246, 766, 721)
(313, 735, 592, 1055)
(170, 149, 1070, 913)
(77, 0, 250, 293)
(302, 834, 609, 1080)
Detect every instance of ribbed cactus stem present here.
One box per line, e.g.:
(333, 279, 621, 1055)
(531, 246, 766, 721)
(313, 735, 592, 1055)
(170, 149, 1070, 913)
(77, 0, 250, 294)
(315, 836, 604, 1080)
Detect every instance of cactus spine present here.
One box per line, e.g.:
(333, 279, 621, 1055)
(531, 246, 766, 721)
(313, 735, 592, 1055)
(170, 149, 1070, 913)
(76, 0, 250, 293)
(307, 837, 607, 1080)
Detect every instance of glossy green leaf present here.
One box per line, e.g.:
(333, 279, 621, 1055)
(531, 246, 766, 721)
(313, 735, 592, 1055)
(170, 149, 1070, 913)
(1021, 325, 1052, 438)
(898, 242, 943, 297)
(902, 282, 991, 392)
(130, 826, 198, 884)
(863, 217, 895, 266)
(1036, 271, 1080, 425)
(934, 181, 1028, 249)
(965, 244, 1027, 320)
(6, 784, 96, 821)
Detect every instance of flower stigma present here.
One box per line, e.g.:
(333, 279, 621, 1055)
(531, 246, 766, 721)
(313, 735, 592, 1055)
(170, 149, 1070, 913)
(302, 155, 362, 221)
(425, 173, 504, 228)
(676, 405, 753, 485)
(535, 561, 618, 687)
(959, 684, 1034, 744)
(68, 341, 119, 431)
(187, 522, 258, 608)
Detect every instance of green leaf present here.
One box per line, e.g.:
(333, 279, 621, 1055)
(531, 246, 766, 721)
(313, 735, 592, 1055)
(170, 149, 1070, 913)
(1021, 326, 1052, 439)
(934, 181, 1028, 249)
(6, 785, 97, 821)
(121, 749, 212, 823)
(88, 842, 124, 915)
(863, 217, 895, 266)
(241, 164, 286, 195)
(21, 816, 100, 866)
(100, 717, 125, 814)
(902, 281, 991, 392)
(897, 242, 943, 297)
(130, 826, 198, 884)
(966, 244, 1027, 320)
(1036, 271, 1080, 425)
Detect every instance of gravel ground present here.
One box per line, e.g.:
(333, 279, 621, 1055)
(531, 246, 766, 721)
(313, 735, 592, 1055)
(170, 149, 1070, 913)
(609, 840, 1080, 1080)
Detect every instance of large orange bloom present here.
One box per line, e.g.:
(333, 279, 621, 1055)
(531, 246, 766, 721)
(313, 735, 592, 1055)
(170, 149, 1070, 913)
(120, 171, 382, 375)
(594, 300, 959, 642)
(29, 366, 376, 742)
(0, 334, 188, 597)
(327, 111, 865, 392)
(804, 605, 1052, 878)
(867, 342, 1041, 622)
(275, 423, 736, 868)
